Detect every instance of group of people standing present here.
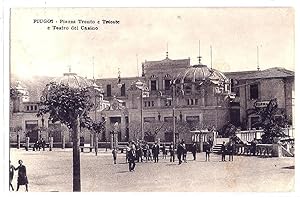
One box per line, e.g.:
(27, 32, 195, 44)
(33, 138, 46, 151)
(9, 160, 29, 192)
(221, 141, 235, 162)
(112, 137, 236, 172)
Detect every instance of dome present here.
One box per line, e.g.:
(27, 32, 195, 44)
(51, 72, 93, 89)
(173, 63, 229, 85)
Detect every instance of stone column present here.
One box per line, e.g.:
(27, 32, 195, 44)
(17, 131, 21, 149)
(25, 137, 30, 151)
(121, 114, 126, 142)
(62, 130, 65, 149)
(49, 137, 53, 151)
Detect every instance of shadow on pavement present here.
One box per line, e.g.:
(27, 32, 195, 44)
(282, 166, 294, 169)
(117, 170, 129, 174)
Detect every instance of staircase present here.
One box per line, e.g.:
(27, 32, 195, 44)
(212, 144, 222, 153)
(212, 137, 230, 154)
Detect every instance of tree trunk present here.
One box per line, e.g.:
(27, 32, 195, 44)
(95, 133, 98, 156)
(72, 117, 81, 192)
(17, 132, 20, 149)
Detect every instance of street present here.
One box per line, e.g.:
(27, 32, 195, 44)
(9, 148, 294, 192)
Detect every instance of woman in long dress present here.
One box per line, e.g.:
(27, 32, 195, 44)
(15, 160, 28, 192)
(9, 160, 15, 191)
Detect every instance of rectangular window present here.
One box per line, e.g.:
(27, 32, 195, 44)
(250, 84, 259, 100)
(27, 106, 30, 111)
(106, 84, 112, 97)
(165, 100, 172, 106)
(151, 80, 157, 91)
(165, 79, 171, 90)
(144, 101, 147, 107)
(164, 117, 176, 122)
(121, 84, 126, 96)
(30, 106, 33, 110)
(144, 117, 155, 123)
(195, 99, 198, 105)
(235, 87, 240, 97)
(187, 99, 190, 105)
(191, 99, 194, 105)
(151, 101, 155, 106)
(34, 105, 37, 110)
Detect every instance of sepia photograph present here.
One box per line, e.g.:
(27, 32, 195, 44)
(6, 5, 295, 193)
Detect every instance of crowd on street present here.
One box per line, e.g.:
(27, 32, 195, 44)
(112, 137, 235, 172)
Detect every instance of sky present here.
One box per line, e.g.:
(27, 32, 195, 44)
(10, 7, 294, 79)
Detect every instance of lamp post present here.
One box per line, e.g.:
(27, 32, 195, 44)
(91, 81, 103, 156)
(135, 80, 147, 141)
(167, 82, 177, 161)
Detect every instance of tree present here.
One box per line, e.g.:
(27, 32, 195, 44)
(10, 87, 22, 112)
(143, 121, 166, 142)
(38, 82, 94, 192)
(249, 99, 288, 144)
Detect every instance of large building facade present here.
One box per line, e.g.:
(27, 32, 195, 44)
(9, 55, 295, 146)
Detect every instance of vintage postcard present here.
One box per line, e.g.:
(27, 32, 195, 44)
(6, 5, 296, 193)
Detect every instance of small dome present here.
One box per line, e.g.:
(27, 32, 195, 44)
(51, 72, 93, 89)
(173, 64, 229, 84)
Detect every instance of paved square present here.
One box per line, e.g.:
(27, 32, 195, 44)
(9, 148, 294, 192)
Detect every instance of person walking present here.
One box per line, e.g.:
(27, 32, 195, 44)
(221, 141, 226, 162)
(205, 142, 212, 162)
(125, 143, 130, 163)
(191, 142, 197, 160)
(128, 145, 136, 172)
(169, 143, 175, 162)
(15, 160, 28, 192)
(112, 148, 117, 164)
(177, 140, 184, 165)
(152, 141, 160, 163)
(162, 143, 167, 159)
(182, 142, 187, 163)
(9, 160, 15, 191)
(41, 138, 46, 151)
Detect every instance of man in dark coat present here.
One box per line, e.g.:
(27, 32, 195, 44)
(205, 142, 212, 162)
(169, 142, 175, 162)
(128, 146, 136, 172)
(221, 141, 226, 162)
(177, 140, 184, 165)
(191, 142, 197, 160)
(15, 160, 28, 192)
(152, 142, 160, 163)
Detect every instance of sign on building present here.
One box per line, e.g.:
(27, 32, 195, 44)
(254, 101, 270, 108)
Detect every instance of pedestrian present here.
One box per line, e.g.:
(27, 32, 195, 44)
(112, 148, 117, 164)
(9, 160, 15, 191)
(152, 141, 160, 163)
(177, 140, 184, 165)
(15, 160, 28, 192)
(251, 138, 257, 156)
(169, 143, 175, 162)
(191, 142, 197, 160)
(41, 138, 46, 151)
(148, 144, 153, 161)
(221, 141, 226, 162)
(228, 141, 234, 161)
(205, 142, 212, 162)
(208, 136, 213, 147)
(162, 143, 167, 159)
(128, 145, 136, 172)
(182, 142, 187, 163)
